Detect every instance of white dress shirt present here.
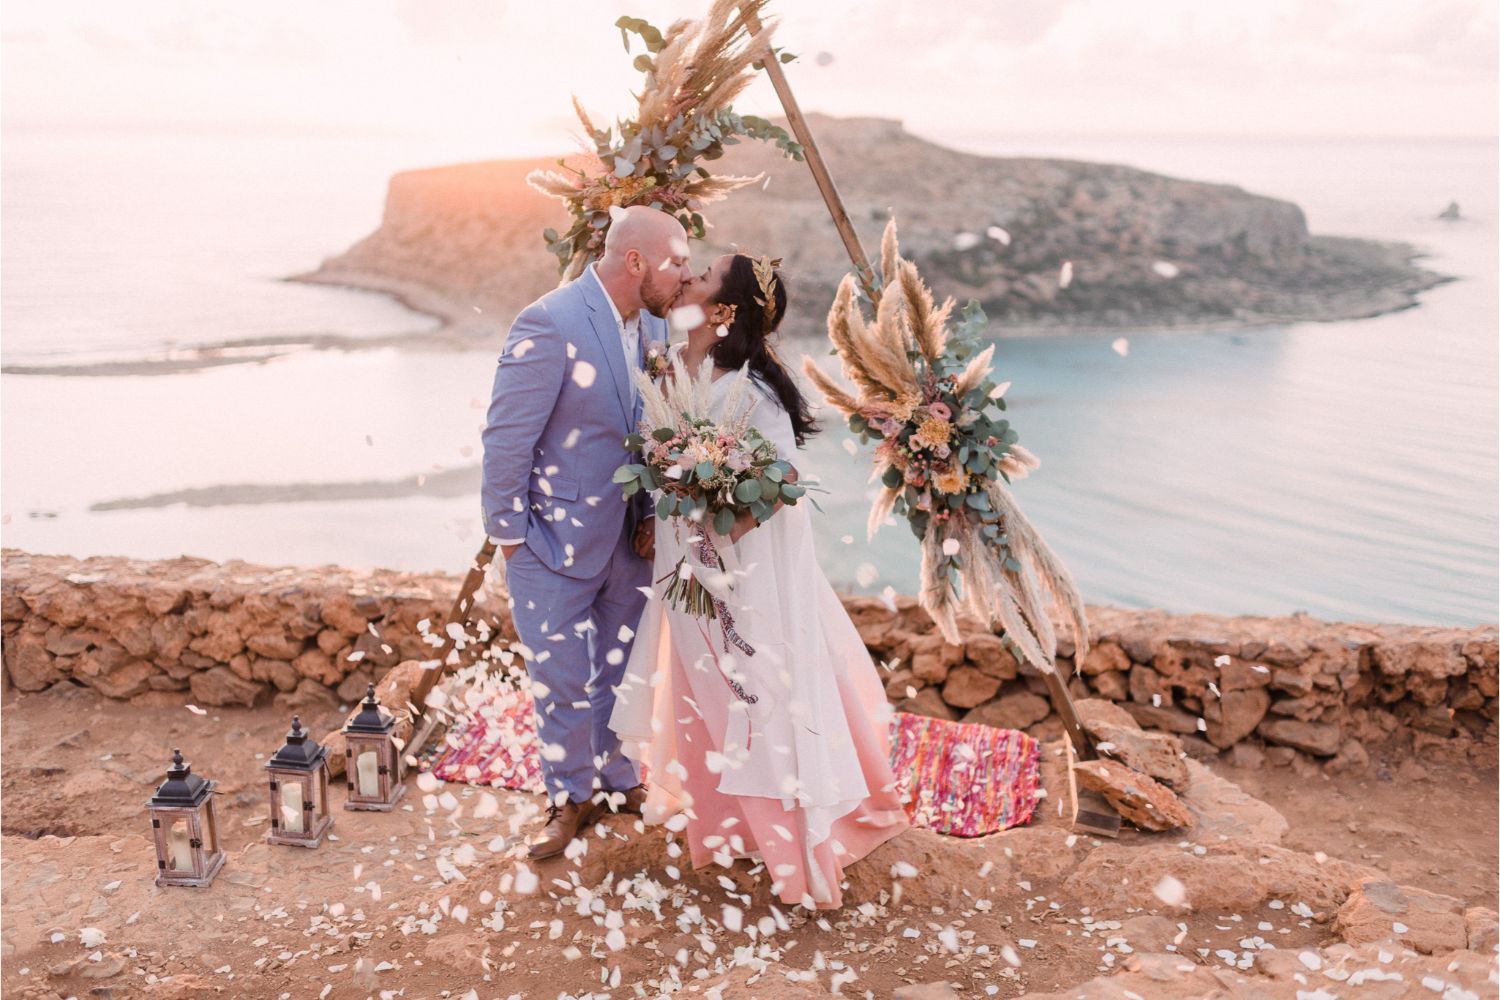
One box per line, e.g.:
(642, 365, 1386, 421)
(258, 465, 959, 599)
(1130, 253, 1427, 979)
(589, 262, 642, 407)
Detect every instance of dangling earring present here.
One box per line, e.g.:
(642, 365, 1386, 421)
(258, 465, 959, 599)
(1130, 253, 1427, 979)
(713, 303, 737, 338)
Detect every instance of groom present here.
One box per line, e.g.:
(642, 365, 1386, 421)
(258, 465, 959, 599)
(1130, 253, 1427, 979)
(482, 206, 692, 859)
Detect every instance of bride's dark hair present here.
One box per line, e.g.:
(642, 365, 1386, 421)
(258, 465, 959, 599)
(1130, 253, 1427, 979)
(708, 254, 819, 446)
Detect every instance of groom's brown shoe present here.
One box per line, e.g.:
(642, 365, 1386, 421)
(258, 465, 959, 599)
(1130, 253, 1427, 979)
(527, 797, 603, 861)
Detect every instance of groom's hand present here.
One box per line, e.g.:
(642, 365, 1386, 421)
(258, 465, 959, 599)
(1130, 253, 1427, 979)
(633, 519, 655, 560)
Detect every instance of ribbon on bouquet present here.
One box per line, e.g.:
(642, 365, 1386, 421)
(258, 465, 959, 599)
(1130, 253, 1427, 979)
(692, 529, 757, 663)
(655, 522, 761, 711)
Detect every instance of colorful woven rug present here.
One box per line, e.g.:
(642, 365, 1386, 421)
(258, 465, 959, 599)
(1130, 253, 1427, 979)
(422, 687, 1040, 837)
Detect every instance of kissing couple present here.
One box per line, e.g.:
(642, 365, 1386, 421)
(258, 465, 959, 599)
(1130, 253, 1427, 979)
(481, 206, 910, 910)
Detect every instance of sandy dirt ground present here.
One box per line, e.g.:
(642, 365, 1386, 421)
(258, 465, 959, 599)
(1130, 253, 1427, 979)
(2, 682, 1495, 999)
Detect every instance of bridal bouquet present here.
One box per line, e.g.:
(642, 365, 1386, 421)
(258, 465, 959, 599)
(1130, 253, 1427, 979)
(526, 0, 803, 280)
(613, 356, 807, 619)
(803, 220, 1090, 672)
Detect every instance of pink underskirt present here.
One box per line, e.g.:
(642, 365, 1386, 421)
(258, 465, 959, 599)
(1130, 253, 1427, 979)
(660, 645, 911, 910)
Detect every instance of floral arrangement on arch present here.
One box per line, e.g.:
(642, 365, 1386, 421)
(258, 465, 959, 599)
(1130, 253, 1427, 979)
(803, 220, 1090, 673)
(526, 0, 804, 281)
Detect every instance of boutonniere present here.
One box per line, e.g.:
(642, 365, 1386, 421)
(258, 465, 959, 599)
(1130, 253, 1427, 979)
(644, 344, 669, 381)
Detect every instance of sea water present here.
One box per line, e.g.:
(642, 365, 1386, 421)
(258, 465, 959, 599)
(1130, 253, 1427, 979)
(2, 125, 1494, 625)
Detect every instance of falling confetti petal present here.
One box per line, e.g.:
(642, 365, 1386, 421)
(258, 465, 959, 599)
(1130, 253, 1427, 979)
(669, 304, 705, 332)
(1111, 337, 1129, 357)
(572, 361, 597, 388)
(1152, 260, 1181, 278)
(953, 232, 982, 251)
(1153, 875, 1187, 906)
(1058, 260, 1074, 288)
(987, 225, 1011, 245)
(185, 704, 208, 715)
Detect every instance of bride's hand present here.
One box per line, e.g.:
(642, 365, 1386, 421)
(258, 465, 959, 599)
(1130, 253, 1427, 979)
(728, 509, 757, 543)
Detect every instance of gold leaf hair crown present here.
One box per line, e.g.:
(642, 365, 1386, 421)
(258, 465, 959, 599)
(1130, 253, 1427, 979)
(750, 254, 783, 333)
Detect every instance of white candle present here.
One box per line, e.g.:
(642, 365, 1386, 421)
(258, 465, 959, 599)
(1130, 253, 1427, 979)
(167, 821, 192, 871)
(280, 781, 304, 834)
(356, 751, 379, 797)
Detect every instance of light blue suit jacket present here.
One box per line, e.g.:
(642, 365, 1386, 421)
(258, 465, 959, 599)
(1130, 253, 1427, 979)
(481, 273, 666, 580)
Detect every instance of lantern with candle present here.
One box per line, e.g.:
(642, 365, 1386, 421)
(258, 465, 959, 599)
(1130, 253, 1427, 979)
(265, 716, 333, 848)
(342, 684, 405, 811)
(146, 748, 225, 887)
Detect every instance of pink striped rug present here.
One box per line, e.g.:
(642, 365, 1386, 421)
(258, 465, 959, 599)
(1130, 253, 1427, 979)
(423, 687, 1040, 837)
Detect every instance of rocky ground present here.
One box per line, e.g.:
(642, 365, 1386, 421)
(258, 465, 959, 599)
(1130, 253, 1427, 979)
(2, 682, 1495, 1000)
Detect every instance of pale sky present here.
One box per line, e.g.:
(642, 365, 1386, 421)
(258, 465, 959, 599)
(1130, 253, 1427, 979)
(3, 0, 1495, 152)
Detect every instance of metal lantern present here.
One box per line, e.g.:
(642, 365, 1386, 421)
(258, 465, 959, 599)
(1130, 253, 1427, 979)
(342, 684, 405, 811)
(265, 716, 333, 848)
(146, 748, 225, 888)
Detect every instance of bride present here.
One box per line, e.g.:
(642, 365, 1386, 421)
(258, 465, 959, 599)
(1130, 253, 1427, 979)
(609, 252, 910, 910)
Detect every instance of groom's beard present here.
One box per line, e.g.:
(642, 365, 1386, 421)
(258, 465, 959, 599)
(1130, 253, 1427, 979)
(640, 273, 682, 318)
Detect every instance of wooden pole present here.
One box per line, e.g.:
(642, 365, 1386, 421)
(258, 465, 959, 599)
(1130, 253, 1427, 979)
(738, 5, 878, 303)
(409, 539, 495, 716)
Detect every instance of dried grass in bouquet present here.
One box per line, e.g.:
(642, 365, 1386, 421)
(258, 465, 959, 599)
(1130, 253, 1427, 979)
(615, 353, 810, 620)
(526, 0, 804, 280)
(803, 219, 1089, 673)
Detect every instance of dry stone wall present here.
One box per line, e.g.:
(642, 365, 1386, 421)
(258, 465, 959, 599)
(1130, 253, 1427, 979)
(4, 550, 1494, 764)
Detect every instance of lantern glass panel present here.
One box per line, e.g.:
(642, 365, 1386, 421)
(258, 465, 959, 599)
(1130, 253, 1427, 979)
(204, 803, 219, 854)
(279, 781, 304, 834)
(356, 750, 380, 797)
(165, 817, 192, 872)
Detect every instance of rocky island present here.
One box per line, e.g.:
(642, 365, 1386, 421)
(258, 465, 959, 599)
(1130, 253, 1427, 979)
(297, 115, 1447, 340)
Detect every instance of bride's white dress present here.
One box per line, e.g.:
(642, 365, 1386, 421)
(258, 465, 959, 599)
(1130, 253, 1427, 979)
(609, 356, 909, 909)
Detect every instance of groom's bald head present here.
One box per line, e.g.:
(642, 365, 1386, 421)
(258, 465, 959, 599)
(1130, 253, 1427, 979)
(597, 206, 693, 318)
(602, 206, 685, 261)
